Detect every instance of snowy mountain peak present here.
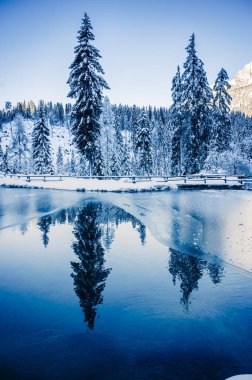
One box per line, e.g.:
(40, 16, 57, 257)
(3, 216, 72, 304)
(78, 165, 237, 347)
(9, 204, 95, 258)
(229, 61, 252, 115)
(230, 61, 252, 87)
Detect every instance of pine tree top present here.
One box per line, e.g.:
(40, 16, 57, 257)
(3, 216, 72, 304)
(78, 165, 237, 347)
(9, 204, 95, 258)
(67, 13, 109, 99)
(214, 68, 231, 93)
(213, 68, 232, 112)
(171, 65, 182, 106)
(182, 34, 213, 110)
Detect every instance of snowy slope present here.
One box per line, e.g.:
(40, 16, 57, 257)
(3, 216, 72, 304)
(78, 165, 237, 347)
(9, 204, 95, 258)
(229, 61, 252, 115)
(0, 120, 76, 167)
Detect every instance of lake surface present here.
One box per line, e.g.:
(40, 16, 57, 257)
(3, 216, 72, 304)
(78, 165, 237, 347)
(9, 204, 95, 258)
(0, 188, 251, 380)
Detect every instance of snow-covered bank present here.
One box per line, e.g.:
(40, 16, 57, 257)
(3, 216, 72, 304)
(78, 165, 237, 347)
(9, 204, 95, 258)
(0, 174, 245, 192)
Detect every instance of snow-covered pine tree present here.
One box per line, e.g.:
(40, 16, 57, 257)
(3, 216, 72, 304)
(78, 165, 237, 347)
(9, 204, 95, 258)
(151, 117, 160, 175)
(65, 158, 71, 175)
(114, 112, 124, 174)
(150, 108, 165, 175)
(238, 113, 252, 160)
(67, 13, 109, 176)
(56, 146, 64, 174)
(1, 149, 10, 173)
(212, 68, 232, 152)
(27, 101, 36, 119)
(100, 97, 116, 175)
(8, 115, 29, 173)
(32, 102, 52, 174)
(121, 132, 132, 175)
(65, 103, 72, 137)
(130, 105, 139, 152)
(77, 154, 88, 176)
(135, 108, 153, 175)
(5, 101, 13, 138)
(70, 150, 77, 175)
(93, 141, 105, 176)
(181, 34, 213, 174)
(158, 108, 171, 176)
(110, 150, 120, 176)
(130, 105, 140, 173)
(170, 66, 183, 175)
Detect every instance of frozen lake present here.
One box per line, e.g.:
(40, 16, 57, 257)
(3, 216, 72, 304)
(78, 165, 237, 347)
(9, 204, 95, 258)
(0, 188, 251, 379)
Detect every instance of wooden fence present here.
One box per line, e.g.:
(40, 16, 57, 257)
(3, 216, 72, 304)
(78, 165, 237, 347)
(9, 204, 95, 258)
(0, 171, 250, 185)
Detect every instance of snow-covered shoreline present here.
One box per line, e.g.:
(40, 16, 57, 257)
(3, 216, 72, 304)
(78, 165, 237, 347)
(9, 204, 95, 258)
(0, 174, 245, 193)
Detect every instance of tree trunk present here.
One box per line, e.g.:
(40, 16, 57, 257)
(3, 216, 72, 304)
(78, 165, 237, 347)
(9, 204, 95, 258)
(89, 159, 93, 177)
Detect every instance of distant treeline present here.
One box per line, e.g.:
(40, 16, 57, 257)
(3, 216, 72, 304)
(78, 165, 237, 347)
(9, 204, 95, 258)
(0, 98, 252, 176)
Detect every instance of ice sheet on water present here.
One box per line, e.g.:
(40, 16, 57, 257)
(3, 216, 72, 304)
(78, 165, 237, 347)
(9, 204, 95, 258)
(0, 188, 87, 230)
(1, 188, 251, 273)
(97, 190, 252, 273)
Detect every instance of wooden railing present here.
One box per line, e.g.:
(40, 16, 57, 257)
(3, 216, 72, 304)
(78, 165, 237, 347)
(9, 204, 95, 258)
(0, 171, 249, 185)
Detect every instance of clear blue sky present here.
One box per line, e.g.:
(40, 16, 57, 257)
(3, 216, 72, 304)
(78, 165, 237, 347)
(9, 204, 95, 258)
(0, 0, 251, 108)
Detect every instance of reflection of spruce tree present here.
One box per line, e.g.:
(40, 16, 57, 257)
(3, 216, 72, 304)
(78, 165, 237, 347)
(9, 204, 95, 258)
(208, 263, 224, 284)
(102, 222, 115, 251)
(67, 208, 77, 224)
(71, 203, 111, 330)
(168, 248, 205, 312)
(100, 204, 116, 251)
(137, 222, 146, 245)
(52, 209, 67, 225)
(169, 248, 224, 311)
(37, 215, 52, 247)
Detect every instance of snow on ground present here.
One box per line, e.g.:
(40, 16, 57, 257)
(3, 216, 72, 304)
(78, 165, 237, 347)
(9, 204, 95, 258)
(0, 175, 171, 192)
(0, 173, 243, 192)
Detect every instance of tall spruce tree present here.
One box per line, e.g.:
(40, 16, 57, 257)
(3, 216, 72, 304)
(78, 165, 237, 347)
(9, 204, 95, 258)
(170, 66, 183, 175)
(135, 108, 153, 175)
(181, 34, 213, 174)
(212, 68, 232, 152)
(32, 102, 52, 174)
(67, 13, 109, 176)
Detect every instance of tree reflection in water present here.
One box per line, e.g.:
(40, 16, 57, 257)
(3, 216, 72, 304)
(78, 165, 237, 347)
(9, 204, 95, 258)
(168, 248, 224, 312)
(37, 215, 53, 248)
(71, 203, 111, 329)
(70, 202, 148, 329)
(34, 201, 225, 323)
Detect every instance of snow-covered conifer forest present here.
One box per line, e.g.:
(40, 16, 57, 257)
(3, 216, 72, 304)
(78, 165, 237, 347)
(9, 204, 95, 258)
(1, 14, 252, 177)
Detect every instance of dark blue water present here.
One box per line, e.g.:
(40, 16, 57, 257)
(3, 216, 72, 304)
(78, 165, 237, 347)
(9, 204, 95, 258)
(0, 189, 251, 380)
